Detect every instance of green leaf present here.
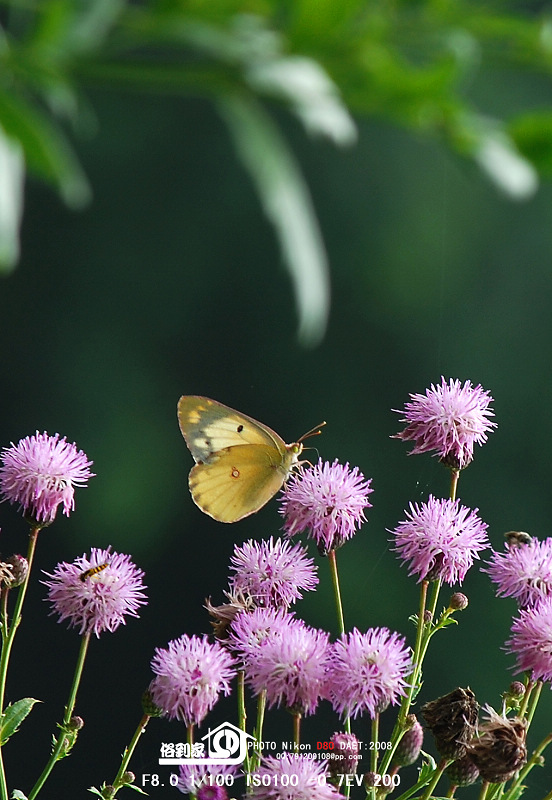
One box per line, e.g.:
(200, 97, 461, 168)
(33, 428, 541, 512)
(218, 93, 330, 346)
(0, 84, 91, 208)
(0, 698, 41, 746)
(124, 784, 148, 795)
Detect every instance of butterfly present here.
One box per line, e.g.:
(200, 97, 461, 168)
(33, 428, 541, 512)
(177, 396, 325, 523)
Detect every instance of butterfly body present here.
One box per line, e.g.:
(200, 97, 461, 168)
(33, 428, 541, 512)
(177, 396, 318, 523)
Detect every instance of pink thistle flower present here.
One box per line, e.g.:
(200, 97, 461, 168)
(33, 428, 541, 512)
(325, 627, 412, 719)
(484, 538, 552, 608)
(227, 607, 303, 666)
(391, 495, 489, 585)
(177, 763, 239, 798)
(149, 634, 235, 726)
(393, 377, 496, 469)
(280, 459, 373, 554)
(42, 547, 147, 637)
(0, 432, 94, 525)
(229, 537, 318, 608)
(506, 596, 552, 682)
(244, 619, 330, 715)
(249, 754, 345, 800)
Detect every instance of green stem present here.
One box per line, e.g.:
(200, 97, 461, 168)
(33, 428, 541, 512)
(237, 670, 250, 773)
(420, 758, 449, 800)
(187, 725, 197, 800)
(523, 680, 542, 728)
(327, 549, 351, 737)
(478, 782, 491, 800)
(449, 469, 459, 501)
(0, 525, 41, 800)
(28, 631, 91, 799)
(370, 714, 379, 800)
(111, 713, 151, 793)
(370, 714, 379, 775)
(293, 712, 301, 748)
(250, 689, 266, 774)
(327, 549, 345, 635)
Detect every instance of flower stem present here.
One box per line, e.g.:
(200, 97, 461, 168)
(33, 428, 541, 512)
(237, 670, 250, 773)
(250, 689, 266, 773)
(28, 631, 91, 799)
(449, 469, 459, 501)
(327, 549, 345, 635)
(293, 711, 301, 748)
(420, 757, 449, 800)
(0, 525, 41, 800)
(327, 549, 351, 737)
(110, 713, 151, 794)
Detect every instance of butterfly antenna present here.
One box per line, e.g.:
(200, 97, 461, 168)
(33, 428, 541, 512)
(298, 421, 326, 444)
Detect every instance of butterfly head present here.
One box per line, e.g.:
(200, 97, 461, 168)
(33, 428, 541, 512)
(297, 421, 326, 446)
(289, 421, 326, 465)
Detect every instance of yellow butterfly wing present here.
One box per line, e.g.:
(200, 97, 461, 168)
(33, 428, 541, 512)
(177, 396, 286, 462)
(189, 443, 298, 523)
(177, 396, 303, 523)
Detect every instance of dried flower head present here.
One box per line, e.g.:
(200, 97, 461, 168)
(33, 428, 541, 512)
(393, 377, 496, 469)
(0, 432, 94, 525)
(205, 591, 257, 640)
(484, 537, 552, 608)
(506, 595, 552, 682)
(149, 634, 235, 726)
(325, 627, 412, 720)
(248, 755, 345, 800)
(229, 537, 318, 608)
(243, 619, 329, 715)
(280, 459, 373, 554)
(466, 706, 527, 783)
(421, 687, 479, 760)
(42, 548, 147, 637)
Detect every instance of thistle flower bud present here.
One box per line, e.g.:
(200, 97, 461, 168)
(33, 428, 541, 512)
(364, 772, 378, 788)
(68, 715, 84, 731)
(509, 681, 525, 699)
(141, 687, 163, 718)
(326, 732, 360, 778)
(445, 755, 480, 787)
(121, 772, 135, 786)
(3, 555, 27, 588)
(392, 717, 423, 767)
(448, 592, 468, 611)
(466, 707, 527, 783)
(421, 687, 478, 759)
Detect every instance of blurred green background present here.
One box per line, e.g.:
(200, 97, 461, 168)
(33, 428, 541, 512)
(0, 1, 551, 797)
